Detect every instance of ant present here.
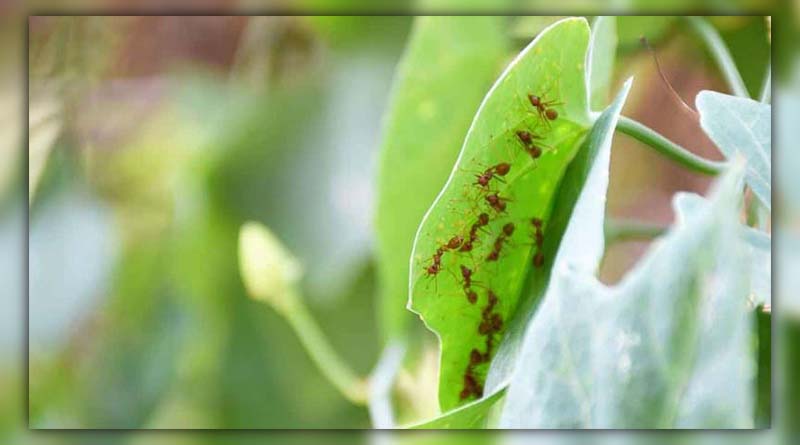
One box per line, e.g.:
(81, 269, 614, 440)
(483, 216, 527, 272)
(460, 371, 483, 400)
(456, 264, 481, 304)
(532, 252, 545, 268)
(528, 93, 561, 121)
(459, 212, 491, 253)
(515, 129, 548, 160)
(485, 193, 511, 213)
(479, 313, 503, 335)
(529, 218, 546, 268)
(459, 264, 475, 288)
(486, 223, 515, 262)
(423, 235, 464, 277)
(474, 162, 511, 189)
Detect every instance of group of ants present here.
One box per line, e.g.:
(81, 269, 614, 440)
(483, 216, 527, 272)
(421, 91, 561, 401)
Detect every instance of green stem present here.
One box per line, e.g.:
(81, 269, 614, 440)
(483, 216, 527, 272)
(367, 340, 406, 428)
(686, 17, 750, 98)
(616, 116, 725, 176)
(283, 291, 367, 405)
(605, 218, 666, 243)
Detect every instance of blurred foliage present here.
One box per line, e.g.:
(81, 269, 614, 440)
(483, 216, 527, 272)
(8, 9, 782, 437)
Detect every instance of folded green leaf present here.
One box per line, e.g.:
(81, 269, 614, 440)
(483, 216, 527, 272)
(408, 17, 592, 412)
(697, 90, 771, 209)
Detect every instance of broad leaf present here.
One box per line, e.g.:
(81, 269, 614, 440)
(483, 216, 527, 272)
(741, 227, 770, 308)
(697, 90, 771, 209)
(375, 16, 508, 340)
(588, 16, 617, 111)
(501, 164, 753, 428)
(408, 17, 592, 412)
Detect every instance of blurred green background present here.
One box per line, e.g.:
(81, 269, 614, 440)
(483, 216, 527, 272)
(0, 6, 795, 443)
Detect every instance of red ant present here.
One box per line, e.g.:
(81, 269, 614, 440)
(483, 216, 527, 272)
(459, 264, 475, 288)
(479, 313, 503, 335)
(528, 218, 546, 268)
(528, 93, 561, 121)
(460, 371, 483, 400)
(459, 213, 491, 253)
(532, 252, 545, 268)
(486, 223, 515, 262)
(474, 163, 511, 189)
(485, 193, 510, 213)
(423, 235, 464, 277)
(515, 129, 547, 160)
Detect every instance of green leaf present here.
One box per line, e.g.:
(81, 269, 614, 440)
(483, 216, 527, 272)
(588, 16, 617, 111)
(406, 388, 505, 429)
(697, 90, 771, 209)
(501, 164, 753, 428)
(742, 227, 770, 308)
(408, 17, 592, 412)
(375, 16, 508, 340)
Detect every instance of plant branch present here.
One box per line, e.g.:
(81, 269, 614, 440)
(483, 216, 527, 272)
(686, 17, 750, 98)
(616, 116, 725, 176)
(367, 340, 406, 428)
(283, 292, 367, 405)
(605, 218, 666, 244)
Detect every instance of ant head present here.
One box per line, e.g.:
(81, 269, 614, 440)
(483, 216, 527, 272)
(486, 193, 499, 204)
(502, 222, 515, 236)
(460, 264, 472, 277)
(466, 289, 478, 304)
(477, 213, 490, 226)
(531, 217, 543, 228)
(494, 163, 511, 176)
(527, 94, 541, 107)
(516, 130, 532, 145)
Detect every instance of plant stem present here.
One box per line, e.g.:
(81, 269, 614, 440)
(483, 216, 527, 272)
(367, 340, 406, 428)
(605, 218, 666, 243)
(283, 291, 367, 405)
(616, 116, 725, 176)
(686, 17, 750, 98)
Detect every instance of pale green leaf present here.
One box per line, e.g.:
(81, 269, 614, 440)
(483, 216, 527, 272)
(501, 164, 753, 428)
(408, 17, 592, 412)
(375, 16, 508, 340)
(589, 16, 618, 111)
(697, 90, 771, 209)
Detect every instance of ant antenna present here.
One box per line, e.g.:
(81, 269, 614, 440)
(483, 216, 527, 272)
(640, 36, 699, 121)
